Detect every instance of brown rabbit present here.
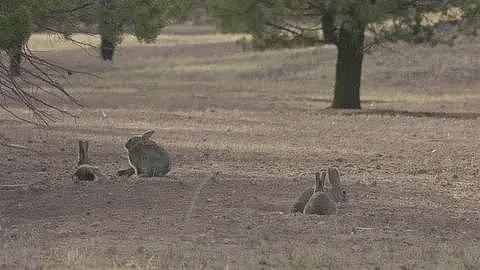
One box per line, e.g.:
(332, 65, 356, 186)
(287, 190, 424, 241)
(324, 167, 348, 203)
(290, 181, 317, 213)
(291, 167, 347, 213)
(73, 140, 103, 182)
(122, 130, 171, 177)
(303, 171, 337, 215)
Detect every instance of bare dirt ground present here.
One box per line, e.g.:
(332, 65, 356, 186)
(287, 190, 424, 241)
(1, 30, 480, 269)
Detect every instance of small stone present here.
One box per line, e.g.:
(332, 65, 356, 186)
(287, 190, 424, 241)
(136, 246, 146, 254)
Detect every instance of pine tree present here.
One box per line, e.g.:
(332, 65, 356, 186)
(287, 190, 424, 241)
(207, 0, 475, 109)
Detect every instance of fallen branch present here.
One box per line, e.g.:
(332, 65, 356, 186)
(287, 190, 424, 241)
(0, 142, 37, 152)
(355, 227, 376, 231)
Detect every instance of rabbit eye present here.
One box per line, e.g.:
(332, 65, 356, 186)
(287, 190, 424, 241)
(342, 190, 346, 195)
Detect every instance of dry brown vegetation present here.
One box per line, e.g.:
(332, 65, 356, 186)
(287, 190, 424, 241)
(1, 26, 480, 269)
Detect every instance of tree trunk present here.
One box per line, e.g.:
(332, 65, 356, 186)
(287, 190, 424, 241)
(8, 45, 22, 76)
(100, 34, 115, 61)
(99, 0, 117, 61)
(332, 25, 365, 109)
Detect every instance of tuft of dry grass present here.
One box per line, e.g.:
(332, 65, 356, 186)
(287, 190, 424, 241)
(3, 242, 480, 269)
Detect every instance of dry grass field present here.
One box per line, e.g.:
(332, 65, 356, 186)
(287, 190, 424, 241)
(1, 26, 480, 269)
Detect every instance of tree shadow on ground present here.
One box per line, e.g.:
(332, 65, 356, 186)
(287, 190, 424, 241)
(303, 97, 393, 104)
(326, 108, 480, 119)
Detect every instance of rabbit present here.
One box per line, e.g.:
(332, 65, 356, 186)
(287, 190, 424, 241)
(290, 184, 316, 213)
(303, 170, 337, 215)
(74, 165, 97, 181)
(73, 140, 103, 182)
(124, 130, 171, 177)
(324, 167, 348, 203)
(290, 167, 348, 213)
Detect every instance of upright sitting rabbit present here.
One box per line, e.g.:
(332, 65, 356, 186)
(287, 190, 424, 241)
(291, 167, 347, 214)
(73, 140, 103, 182)
(123, 130, 171, 177)
(303, 170, 337, 215)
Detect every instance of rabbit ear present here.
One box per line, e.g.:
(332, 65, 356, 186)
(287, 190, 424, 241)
(141, 130, 155, 140)
(314, 171, 326, 193)
(328, 167, 341, 187)
(320, 171, 326, 192)
(78, 140, 90, 165)
(314, 172, 320, 192)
